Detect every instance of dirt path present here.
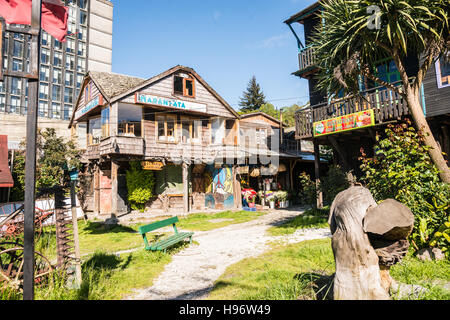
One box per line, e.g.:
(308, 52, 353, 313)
(125, 207, 331, 300)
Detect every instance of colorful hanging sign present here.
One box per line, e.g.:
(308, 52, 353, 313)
(74, 95, 103, 120)
(141, 161, 164, 171)
(135, 93, 207, 113)
(313, 109, 375, 137)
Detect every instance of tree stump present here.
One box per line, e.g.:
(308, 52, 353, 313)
(328, 186, 390, 300)
(328, 187, 414, 300)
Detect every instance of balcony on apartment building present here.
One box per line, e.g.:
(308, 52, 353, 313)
(295, 45, 318, 78)
(295, 82, 414, 139)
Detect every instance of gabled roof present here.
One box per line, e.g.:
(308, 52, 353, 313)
(240, 112, 288, 127)
(110, 65, 240, 118)
(69, 71, 146, 128)
(284, 1, 321, 24)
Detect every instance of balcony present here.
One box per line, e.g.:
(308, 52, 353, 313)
(99, 136, 144, 157)
(296, 46, 318, 78)
(295, 85, 411, 139)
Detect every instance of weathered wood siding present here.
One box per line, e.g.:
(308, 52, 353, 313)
(99, 136, 144, 156)
(74, 79, 104, 115)
(423, 60, 450, 118)
(121, 72, 236, 118)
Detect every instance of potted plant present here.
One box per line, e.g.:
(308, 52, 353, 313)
(276, 191, 288, 208)
(267, 194, 276, 209)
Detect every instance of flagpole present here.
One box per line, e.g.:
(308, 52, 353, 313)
(23, 0, 42, 300)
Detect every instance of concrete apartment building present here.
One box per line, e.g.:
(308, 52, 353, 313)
(0, 0, 113, 149)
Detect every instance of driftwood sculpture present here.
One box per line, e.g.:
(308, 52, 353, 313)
(328, 186, 414, 300)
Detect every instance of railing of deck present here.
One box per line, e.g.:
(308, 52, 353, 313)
(298, 46, 317, 72)
(295, 83, 412, 139)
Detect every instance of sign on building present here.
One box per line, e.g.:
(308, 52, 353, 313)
(141, 161, 164, 171)
(313, 109, 375, 137)
(135, 93, 207, 113)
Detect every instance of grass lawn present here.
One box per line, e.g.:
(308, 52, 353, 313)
(207, 238, 450, 300)
(267, 207, 330, 236)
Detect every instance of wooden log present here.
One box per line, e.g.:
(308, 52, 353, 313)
(328, 186, 390, 300)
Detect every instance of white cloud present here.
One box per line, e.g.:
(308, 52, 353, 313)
(255, 32, 290, 49)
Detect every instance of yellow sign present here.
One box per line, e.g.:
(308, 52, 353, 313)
(141, 161, 164, 170)
(313, 109, 375, 137)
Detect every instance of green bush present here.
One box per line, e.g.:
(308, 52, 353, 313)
(126, 162, 155, 212)
(297, 172, 318, 207)
(359, 122, 450, 255)
(320, 165, 350, 205)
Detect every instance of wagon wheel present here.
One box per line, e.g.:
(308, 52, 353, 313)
(0, 245, 53, 292)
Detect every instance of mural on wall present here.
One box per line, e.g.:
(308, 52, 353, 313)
(204, 165, 234, 209)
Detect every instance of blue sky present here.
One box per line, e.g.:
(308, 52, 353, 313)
(111, 0, 316, 111)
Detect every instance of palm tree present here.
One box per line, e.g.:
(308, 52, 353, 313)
(312, 0, 450, 182)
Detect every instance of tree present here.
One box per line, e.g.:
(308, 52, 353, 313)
(312, 0, 450, 182)
(10, 128, 82, 201)
(238, 76, 267, 112)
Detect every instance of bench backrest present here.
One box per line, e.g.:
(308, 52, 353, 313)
(139, 216, 179, 235)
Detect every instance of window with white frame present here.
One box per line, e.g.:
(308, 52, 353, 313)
(436, 56, 450, 88)
(53, 68, 62, 84)
(39, 83, 49, 99)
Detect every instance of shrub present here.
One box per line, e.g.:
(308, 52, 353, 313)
(359, 122, 450, 254)
(126, 162, 155, 212)
(297, 172, 318, 207)
(320, 165, 350, 205)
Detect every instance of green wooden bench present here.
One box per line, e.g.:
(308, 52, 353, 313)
(138, 216, 194, 252)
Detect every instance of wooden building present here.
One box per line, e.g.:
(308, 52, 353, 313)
(69, 66, 313, 217)
(284, 3, 450, 181)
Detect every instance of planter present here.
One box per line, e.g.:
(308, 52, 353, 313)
(249, 202, 255, 208)
(286, 200, 290, 207)
(269, 201, 275, 209)
(280, 201, 286, 208)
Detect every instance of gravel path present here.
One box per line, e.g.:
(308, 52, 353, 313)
(125, 207, 331, 300)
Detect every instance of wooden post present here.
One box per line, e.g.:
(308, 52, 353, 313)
(23, 0, 42, 301)
(329, 136, 354, 184)
(182, 162, 189, 214)
(313, 140, 323, 209)
(441, 125, 449, 162)
(232, 165, 242, 210)
(111, 159, 119, 215)
(70, 180, 82, 287)
(93, 164, 100, 215)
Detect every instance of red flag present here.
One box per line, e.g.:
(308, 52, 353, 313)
(0, 0, 68, 42)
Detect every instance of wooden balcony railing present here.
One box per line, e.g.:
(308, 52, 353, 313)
(298, 46, 317, 72)
(295, 84, 412, 139)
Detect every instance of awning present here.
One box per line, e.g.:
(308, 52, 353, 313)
(0, 135, 14, 188)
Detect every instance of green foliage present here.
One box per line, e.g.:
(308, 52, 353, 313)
(126, 162, 155, 212)
(312, 0, 449, 96)
(297, 166, 349, 207)
(320, 165, 350, 205)
(359, 123, 450, 254)
(238, 76, 267, 112)
(10, 128, 82, 201)
(297, 172, 318, 207)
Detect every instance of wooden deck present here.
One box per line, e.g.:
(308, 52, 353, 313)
(295, 86, 411, 139)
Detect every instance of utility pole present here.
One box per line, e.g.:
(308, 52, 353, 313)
(23, 0, 42, 300)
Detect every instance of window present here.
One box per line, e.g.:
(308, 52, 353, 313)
(63, 104, 72, 120)
(13, 40, 23, 58)
(41, 32, 50, 46)
(64, 87, 73, 103)
(118, 104, 142, 137)
(39, 83, 49, 99)
(211, 118, 225, 144)
(156, 115, 177, 142)
(12, 58, 22, 72)
(66, 38, 75, 53)
(11, 77, 22, 95)
(52, 84, 61, 101)
(88, 117, 101, 145)
(174, 75, 195, 98)
(436, 56, 450, 88)
(39, 66, 50, 81)
(66, 54, 75, 70)
(54, 39, 63, 50)
(77, 57, 85, 72)
(68, 22, 76, 37)
(39, 100, 48, 117)
(80, 11, 87, 25)
(256, 128, 267, 146)
(78, 42, 86, 56)
(41, 48, 50, 64)
(10, 96, 21, 114)
(0, 94, 5, 113)
(51, 102, 61, 119)
(0, 81, 4, 93)
(65, 71, 74, 86)
(181, 118, 201, 143)
(78, 26, 87, 41)
(101, 107, 110, 138)
(53, 51, 63, 67)
(79, 0, 87, 9)
(53, 68, 62, 84)
(76, 73, 83, 88)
